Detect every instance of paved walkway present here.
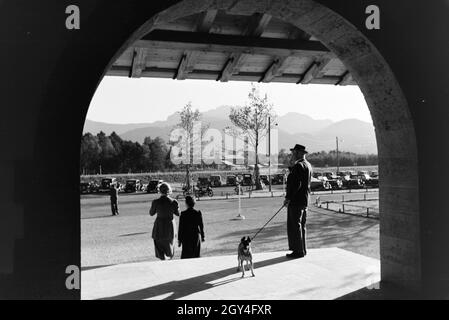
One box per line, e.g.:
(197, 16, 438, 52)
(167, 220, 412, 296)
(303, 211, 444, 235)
(81, 248, 380, 300)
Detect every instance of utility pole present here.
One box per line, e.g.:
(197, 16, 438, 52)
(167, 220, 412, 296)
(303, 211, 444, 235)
(268, 116, 272, 192)
(336, 137, 340, 174)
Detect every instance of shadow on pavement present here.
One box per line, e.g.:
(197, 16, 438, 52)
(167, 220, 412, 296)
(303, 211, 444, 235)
(336, 282, 420, 300)
(207, 208, 379, 259)
(119, 232, 149, 237)
(81, 264, 113, 272)
(98, 255, 289, 300)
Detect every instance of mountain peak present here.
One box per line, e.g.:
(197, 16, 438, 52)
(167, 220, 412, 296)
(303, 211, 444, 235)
(277, 113, 333, 134)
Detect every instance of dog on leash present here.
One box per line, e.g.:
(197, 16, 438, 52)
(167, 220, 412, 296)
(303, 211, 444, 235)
(237, 236, 255, 277)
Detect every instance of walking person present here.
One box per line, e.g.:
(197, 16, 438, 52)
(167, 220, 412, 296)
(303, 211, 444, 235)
(110, 183, 119, 216)
(284, 144, 313, 258)
(178, 196, 205, 259)
(149, 182, 180, 260)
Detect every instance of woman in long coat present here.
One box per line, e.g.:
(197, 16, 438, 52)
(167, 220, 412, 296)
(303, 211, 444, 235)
(178, 196, 205, 259)
(149, 182, 180, 260)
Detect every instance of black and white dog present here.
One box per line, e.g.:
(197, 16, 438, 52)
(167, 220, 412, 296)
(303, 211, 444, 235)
(237, 236, 255, 277)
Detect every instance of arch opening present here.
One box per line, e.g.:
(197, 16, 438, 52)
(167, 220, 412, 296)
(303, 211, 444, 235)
(81, 0, 420, 294)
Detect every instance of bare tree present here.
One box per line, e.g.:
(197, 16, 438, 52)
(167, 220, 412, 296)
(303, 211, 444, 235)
(229, 84, 276, 190)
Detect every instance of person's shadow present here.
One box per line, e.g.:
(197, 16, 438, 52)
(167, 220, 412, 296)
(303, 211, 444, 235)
(99, 256, 288, 300)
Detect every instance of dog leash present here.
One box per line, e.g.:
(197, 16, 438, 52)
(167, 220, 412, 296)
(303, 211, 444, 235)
(251, 204, 286, 241)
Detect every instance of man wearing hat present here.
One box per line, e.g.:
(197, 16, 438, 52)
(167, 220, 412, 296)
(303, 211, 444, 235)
(284, 144, 313, 258)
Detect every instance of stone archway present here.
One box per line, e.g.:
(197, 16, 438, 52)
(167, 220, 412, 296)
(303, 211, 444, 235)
(93, 0, 420, 291)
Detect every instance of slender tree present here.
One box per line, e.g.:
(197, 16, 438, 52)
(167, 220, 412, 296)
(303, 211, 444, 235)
(176, 102, 205, 192)
(229, 84, 276, 190)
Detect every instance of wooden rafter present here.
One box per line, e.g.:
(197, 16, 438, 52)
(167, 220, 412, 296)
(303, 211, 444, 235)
(336, 71, 353, 86)
(259, 27, 313, 83)
(109, 65, 344, 84)
(288, 26, 312, 41)
(129, 48, 147, 78)
(217, 53, 244, 82)
(173, 53, 187, 80)
(298, 57, 332, 84)
(173, 10, 218, 80)
(244, 13, 272, 37)
(218, 13, 272, 82)
(260, 56, 289, 83)
(175, 51, 203, 80)
(139, 30, 329, 54)
(196, 10, 218, 33)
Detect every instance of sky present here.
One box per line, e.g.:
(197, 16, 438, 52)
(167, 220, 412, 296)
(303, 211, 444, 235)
(87, 77, 372, 124)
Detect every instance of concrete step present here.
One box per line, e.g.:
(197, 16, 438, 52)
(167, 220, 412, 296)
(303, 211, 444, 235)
(82, 247, 380, 300)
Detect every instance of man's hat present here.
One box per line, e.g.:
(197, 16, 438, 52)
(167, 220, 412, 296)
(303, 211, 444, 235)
(290, 144, 308, 154)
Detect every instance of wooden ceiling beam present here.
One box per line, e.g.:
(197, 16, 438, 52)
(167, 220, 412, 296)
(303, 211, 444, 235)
(138, 29, 330, 82)
(244, 13, 272, 37)
(196, 10, 218, 33)
(260, 56, 289, 83)
(129, 48, 147, 78)
(217, 53, 244, 82)
(335, 71, 354, 86)
(172, 10, 218, 80)
(288, 27, 312, 41)
(108, 65, 345, 84)
(298, 57, 332, 84)
(175, 51, 201, 80)
(217, 13, 272, 82)
(138, 30, 330, 56)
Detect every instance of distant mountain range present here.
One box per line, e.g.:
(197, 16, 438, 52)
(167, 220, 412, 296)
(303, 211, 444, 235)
(84, 106, 377, 154)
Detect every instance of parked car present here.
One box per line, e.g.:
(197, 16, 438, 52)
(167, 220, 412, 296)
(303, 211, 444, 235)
(226, 175, 237, 186)
(357, 174, 372, 181)
(241, 174, 253, 187)
(271, 174, 285, 185)
(89, 181, 100, 193)
(260, 175, 269, 186)
(313, 172, 322, 179)
(328, 179, 343, 189)
(194, 185, 214, 198)
(345, 178, 365, 189)
(370, 171, 379, 178)
(344, 171, 356, 177)
(124, 179, 142, 193)
(310, 178, 331, 191)
(99, 177, 117, 193)
(146, 179, 163, 193)
(210, 175, 223, 187)
(80, 182, 94, 194)
(323, 172, 338, 180)
(364, 177, 379, 188)
(197, 177, 212, 188)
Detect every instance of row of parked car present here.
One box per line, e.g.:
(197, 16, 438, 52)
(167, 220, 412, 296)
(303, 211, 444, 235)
(206, 173, 286, 187)
(310, 170, 379, 191)
(80, 170, 379, 195)
(80, 178, 164, 195)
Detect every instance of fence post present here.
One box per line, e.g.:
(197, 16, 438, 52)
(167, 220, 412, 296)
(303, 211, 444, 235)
(367, 207, 369, 218)
(326, 202, 329, 210)
(342, 204, 345, 213)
